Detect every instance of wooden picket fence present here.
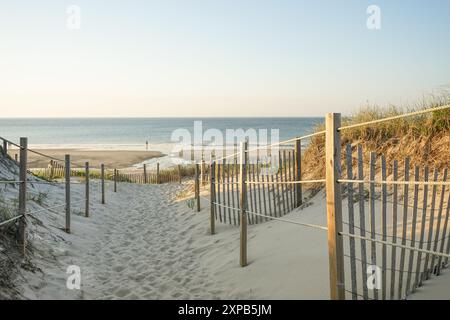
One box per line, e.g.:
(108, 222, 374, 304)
(29, 160, 76, 180)
(115, 166, 178, 184)
(208, 147, 302, 226)
(1, 137, 199, 259)
(340, 145, 449, 300)
(198, 106, 450, 300)
(28, 160, 198, 185)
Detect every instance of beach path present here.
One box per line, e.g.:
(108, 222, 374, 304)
(78, 182, 220, 299)
(20, 181, 331, 300)
(72, 182, 332, 300)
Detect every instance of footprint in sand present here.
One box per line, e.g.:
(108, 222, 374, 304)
(114, 288, 131, 298)
(113, 265, 126, 273)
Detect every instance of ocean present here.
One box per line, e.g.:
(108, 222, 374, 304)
(0, 117, 323, 149)
(0, 118, 323, 168)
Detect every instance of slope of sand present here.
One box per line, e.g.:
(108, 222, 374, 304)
(9, 149, 163, 169)
(4, 173, 449, 299)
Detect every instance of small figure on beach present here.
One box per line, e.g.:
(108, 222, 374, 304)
(146, 140, 148, 150)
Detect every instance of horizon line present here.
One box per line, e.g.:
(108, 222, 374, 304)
(0, 116, 326, 119)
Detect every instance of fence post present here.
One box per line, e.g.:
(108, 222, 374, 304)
(200, 158, 204, 185)
(2, 139, 7, 157)
(101, 164, 105, 204)
(156, 162, 160, 184)
(202, 159, 207, 186)
(18, 137, 27, 255)
(195, 163, 200, 212)
(325, 113, 345, 300)
(49, 160, 54, 180)
(143, 164, 147, 184)
(239, 141, 248, 267)
(295, 138, 302, 207)
(178, 164, 182, 184)
(114, 169, 117, 192)
(85, 162, 90, 217)
(210, 157, 216, 235)
(65, 154, 71, 233)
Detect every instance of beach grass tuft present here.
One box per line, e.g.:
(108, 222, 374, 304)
(302, 94, 450, 183)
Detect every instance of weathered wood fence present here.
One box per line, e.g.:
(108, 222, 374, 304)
(339, 144, 450, 300)
(0, 137, 107, 253)
(208, 146, 302, 226)
(28, 161, 198, 185)
(1, 136, 199, 254)
(201, 105, 450, 300)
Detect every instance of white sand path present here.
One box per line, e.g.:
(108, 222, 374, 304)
(72, 182, 223, 299)
(78, 183, 332, 299)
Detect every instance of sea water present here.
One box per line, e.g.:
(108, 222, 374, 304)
(0, 117, 323, 168)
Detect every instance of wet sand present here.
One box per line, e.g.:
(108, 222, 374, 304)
(10, 149, 163, 169)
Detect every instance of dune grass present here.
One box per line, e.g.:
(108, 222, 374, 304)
(302, 96, 450, 182)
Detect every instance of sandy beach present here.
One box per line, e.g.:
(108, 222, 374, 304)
(8, 149, 163, 169)
(2, 168, 446, 299)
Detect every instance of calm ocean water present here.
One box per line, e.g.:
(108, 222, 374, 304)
(0, 118, 323, 152)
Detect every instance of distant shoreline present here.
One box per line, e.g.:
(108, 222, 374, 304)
(9, 148, 164, 169)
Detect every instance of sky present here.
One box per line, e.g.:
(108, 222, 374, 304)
(0, 0, 449, 117)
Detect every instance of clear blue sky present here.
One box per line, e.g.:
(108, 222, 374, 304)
(1, 0, 449, 117)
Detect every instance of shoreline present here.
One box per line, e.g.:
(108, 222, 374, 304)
(10, 148, 164, 169)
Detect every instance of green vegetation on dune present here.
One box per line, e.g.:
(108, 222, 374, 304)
(303, 96, 450, 182)
(30, 164, 198, 183)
